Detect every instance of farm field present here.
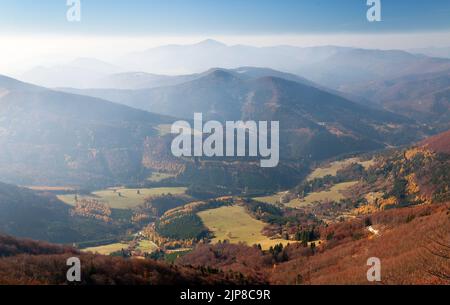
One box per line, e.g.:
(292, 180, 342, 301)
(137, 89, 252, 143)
(286, 181, 358, 208)
(83, 240, 159, 255)
(198, 205, 291, 250)
(307, 158, 375, 181)
(57, 187, 187, 209)
(24, 186, 77, 192)
(137, 240, 159, 253)
(253, 192, 287, 205)
(254, 157, 370, 207)
(164, 249, 192, 263)
(83, 243, 129, 255)
(147, 172, 177, 182)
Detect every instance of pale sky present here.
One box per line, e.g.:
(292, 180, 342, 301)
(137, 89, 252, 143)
(1, 31, 450, 77)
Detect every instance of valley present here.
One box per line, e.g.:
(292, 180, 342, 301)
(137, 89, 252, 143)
(198, 205, 291, 250)
(83, 242, 130, 255)
(0, 97, 443, 255)
(1, 42, 449, 285)
(57, 186, 188, 209)
(3, 0, 450, 293)
(306, 157, 375, 181)
(286, 181, 359, 208)
(19, 128, 445, 270)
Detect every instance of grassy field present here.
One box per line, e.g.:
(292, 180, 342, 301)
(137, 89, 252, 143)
(83, 243, 129, 255)
(137, 240, 159, 253)
(253, 157, 374, 206)
(147, 172, 177, 182)
(83, 240, 158, 255)
(307, 158, 375, 181)
(307, 158, 359, 180)
(198, 205, 291, 250)
(25, 186, 77, 192)
(58, 187, 187, 209)
(164, 249, 192, 263)
(253, 192, 287, 205)
(287, 181, 358, 208)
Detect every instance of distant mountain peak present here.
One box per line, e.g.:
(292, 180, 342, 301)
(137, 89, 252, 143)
(200, 68, 238, 81)
(195, 39, 227, 48)
(255, 75, 290, 86)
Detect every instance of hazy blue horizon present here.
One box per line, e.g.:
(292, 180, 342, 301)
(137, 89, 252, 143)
(1, 1, 450, 75)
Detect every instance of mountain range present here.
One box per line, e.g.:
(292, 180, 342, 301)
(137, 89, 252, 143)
(1, 65, 429, 191)
(345, 68, 450, 128)
(0, 75, 171, 187)
(21, 40, 450, 92)
(60, 66, 315, 91)
(19, 40, 450, 133)
(61, 67, 425, 162)
(116, 40, 450, 88)
(1, 40, 449, 286)
(21, 58, 123, 89)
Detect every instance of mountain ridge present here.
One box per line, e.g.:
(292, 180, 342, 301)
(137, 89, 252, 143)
(0, 74, 173, 187)
(61, 68, 425, 162)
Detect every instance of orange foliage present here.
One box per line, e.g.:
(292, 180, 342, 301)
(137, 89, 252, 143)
(70, 199, 112, 223)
